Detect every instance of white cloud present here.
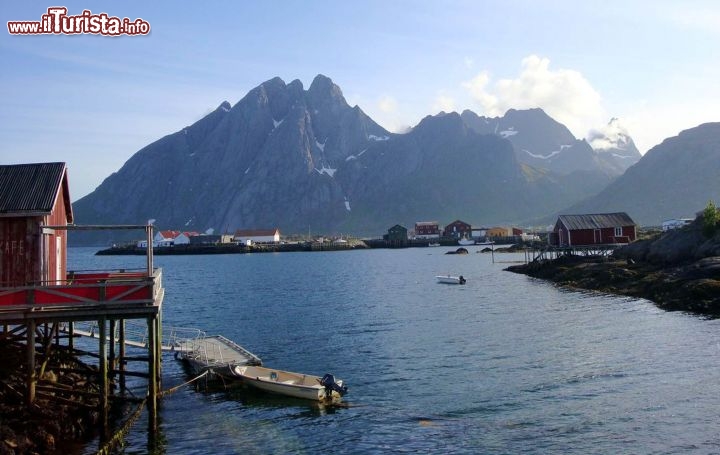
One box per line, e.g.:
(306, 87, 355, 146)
(622, 102, 720, 154)
(587, 118, 630, 150)
(378, 95, 398, 113)
(433, 93, 455, 113)
(463, 55, 606, 137)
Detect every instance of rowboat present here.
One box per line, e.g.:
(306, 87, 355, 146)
(436, 275, 466, 285)
(231, 365, 348, 401)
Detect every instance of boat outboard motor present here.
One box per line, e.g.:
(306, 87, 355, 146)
(320, 373, 348, 397)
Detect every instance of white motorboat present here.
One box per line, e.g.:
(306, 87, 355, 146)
(458, 238, 475, 246)
(436, 275, 466, 285)
(231, 365, 348, 401)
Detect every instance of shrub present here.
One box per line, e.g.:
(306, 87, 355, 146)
(702, 200, 720, 237)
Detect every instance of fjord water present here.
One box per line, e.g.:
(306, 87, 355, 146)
(70, 247, 720, 454)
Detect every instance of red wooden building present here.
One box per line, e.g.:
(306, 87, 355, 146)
(414, 221, 440, 239)
(550, 212, 637, 247)
(0, 162, 73, 287)
(443, 220, 472, 239)
(0, 162, 165, 424)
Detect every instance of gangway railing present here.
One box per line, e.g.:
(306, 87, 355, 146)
(62, 320, 206, 351)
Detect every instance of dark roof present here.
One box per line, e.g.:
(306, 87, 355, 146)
(558, 213, 636, 230)
(0, 162, 71, 219)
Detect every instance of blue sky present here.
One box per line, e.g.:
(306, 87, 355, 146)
(2, 1, 720, 199)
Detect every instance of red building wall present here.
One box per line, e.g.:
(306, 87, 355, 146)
(443, 221, 471, 238)
(0, 178, 70, 287)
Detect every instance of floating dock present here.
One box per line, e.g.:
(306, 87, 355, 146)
(174, 335, 262, 376)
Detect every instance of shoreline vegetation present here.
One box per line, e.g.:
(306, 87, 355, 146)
(506, 216, 720, 317)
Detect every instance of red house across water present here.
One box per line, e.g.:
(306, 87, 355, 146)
(550, 212, 637, 247)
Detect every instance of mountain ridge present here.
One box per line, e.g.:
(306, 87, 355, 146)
(70, 74, 715, 244)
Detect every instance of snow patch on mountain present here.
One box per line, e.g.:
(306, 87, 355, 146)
(499, 128, 518, 138)
(368, 134, 389, 141)
(315, 165, 337, 177)
(523, 144, 573, 160)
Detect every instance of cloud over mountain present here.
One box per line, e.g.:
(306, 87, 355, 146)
(463, 55, 605, 138)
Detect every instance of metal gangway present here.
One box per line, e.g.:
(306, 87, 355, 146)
(61, 320, 206, 351)
(63, 320, 262, 371)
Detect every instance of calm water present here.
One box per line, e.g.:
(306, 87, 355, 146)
(69, 246, 720, 454)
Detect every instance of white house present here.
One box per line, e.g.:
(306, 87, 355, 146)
(233, 228, 281, 245)
(154, 230, 180, 244)
(174, 231, 199, 244)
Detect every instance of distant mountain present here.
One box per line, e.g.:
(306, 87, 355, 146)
(587, 118, 643, 175)
(460, 109, 640, 176)
(71, 75, 647, 244)
(562, 123, 720, 226)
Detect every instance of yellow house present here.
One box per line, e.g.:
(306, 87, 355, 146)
(486, 226, 512, 238)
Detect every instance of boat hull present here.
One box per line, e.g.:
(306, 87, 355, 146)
(436, 275, 466, 284)
(232, 365, 344, 401)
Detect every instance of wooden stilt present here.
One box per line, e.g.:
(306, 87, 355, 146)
(119, 319, 126, 392)
(68, 321, 74, 352)
(147, 316, 158, 433)
(109, 319, 116, 384)
(26, 320, 36, 406)
(98, 317, 108, 431)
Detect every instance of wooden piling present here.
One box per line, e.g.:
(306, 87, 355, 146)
(109, 319, 116, 383)
(119, 319, 126, 391)
(26, 320, 36, 406)
(99, 317, 108, 431)
(147, 315, 158, 432)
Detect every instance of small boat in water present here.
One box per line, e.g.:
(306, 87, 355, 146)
(231, 365, 348, 401)
(436, 275, 466, 285)
(458, 238, 475, 246)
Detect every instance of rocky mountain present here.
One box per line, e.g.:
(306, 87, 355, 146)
(460, 109, 640, 176)
(71, 74, 645, 243)
(586, 118, 643, 175)
(561, 122, 720, 226)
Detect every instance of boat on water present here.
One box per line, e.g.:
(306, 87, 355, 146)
(436, 275, 466, 285)
(231, 365, 348, 401)
(428, 242, 441, 247)
(458, 238, 475, 246)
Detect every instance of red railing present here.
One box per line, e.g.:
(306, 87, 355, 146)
(0, 269, 162, 308)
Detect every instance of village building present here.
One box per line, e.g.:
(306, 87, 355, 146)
(486, 226, 513, 238)
(0, 162, 164, 429)
(414, 221, 440, 240)
(471, 227, 488, 239)
(174, 231, 200, 245)
(550, 212, 637, 247)
(443, 220, 472, 239)
(384, 224, 408, 246)
(0, 162, 73, 286)
(233, 228, 281, 245)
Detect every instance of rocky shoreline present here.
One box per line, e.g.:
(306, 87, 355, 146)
(506, 217, 720, 316)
